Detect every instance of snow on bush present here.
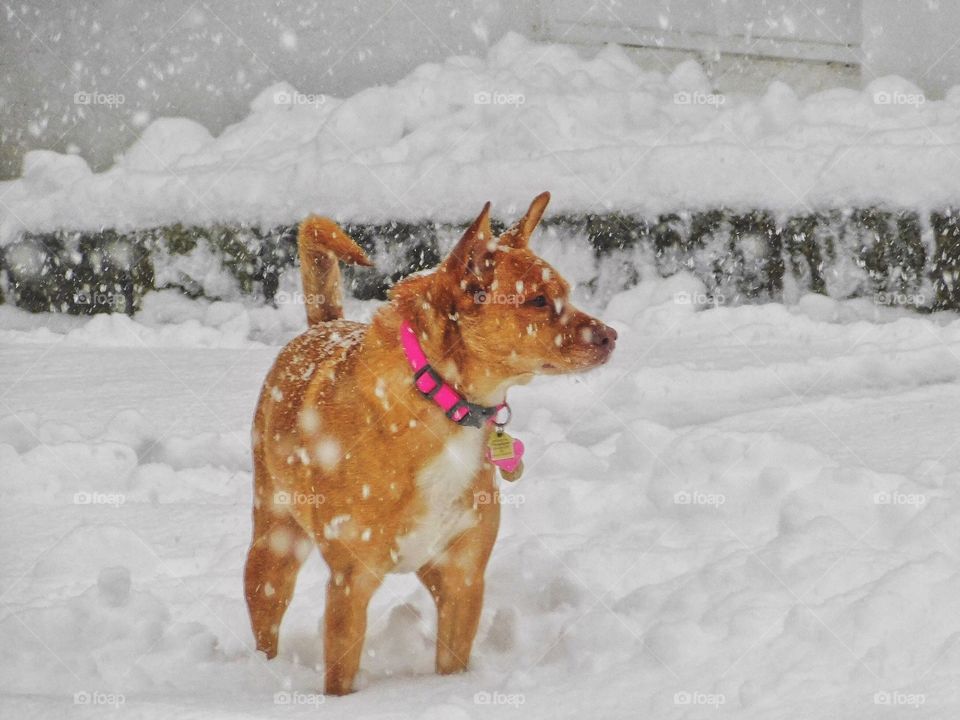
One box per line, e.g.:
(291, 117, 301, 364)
(2, 33, 960, 242)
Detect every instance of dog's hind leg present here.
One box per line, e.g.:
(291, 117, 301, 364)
(322, 564, 384, 695)
(244, 479, 311, 659)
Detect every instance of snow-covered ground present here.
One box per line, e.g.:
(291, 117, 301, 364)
(2, 268, 959, 719)
(4, 33, 960, 243)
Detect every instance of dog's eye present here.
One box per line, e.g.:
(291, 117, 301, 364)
(529, 295, 548, 308)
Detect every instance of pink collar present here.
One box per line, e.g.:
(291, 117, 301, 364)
(399, 320, 507, 429)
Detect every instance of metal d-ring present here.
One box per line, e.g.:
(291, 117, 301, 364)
(493, 402, 512, 429)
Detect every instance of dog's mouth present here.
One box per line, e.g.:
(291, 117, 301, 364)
(539, 350, 613, 374)
(536, 324, 617, 374)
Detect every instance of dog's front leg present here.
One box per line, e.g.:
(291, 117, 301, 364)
(323, 564, 383, 695)
(418, 466, 501, 675)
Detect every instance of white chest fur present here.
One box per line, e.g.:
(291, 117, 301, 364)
(393, 430, 484, 573)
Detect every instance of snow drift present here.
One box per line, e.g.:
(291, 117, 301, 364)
(3, 33, 960, 243)
(2, 276, 960, 718)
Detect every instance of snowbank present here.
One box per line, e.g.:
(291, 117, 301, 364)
(3, 33, 960, 244)
(2, 278, 960, 718)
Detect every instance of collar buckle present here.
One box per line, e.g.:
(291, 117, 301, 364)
(401, 319, 505, 429)
(413, 364, 444, 399)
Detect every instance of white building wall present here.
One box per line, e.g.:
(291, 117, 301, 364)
(861, 0, 960, 93)
(0, 0, 538, 179)
(1, 0, 958, 181)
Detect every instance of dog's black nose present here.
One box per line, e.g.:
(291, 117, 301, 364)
(587, 323, 617, 348)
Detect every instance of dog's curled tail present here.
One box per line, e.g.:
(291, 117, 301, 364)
(297, 216, 373, 325)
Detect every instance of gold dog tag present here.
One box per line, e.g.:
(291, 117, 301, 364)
(487, 431, 516, 461)
(500, 460, 524, 482)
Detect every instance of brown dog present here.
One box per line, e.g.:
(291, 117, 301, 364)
(244, 193, 616, 694)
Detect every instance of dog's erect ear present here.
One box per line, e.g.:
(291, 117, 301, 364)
(500, 191, 550, 249)
(440, 201, 496, 285)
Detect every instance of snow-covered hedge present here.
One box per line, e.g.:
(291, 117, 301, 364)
(4, 35, 960, 314)
(2, 207, 958, 314)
